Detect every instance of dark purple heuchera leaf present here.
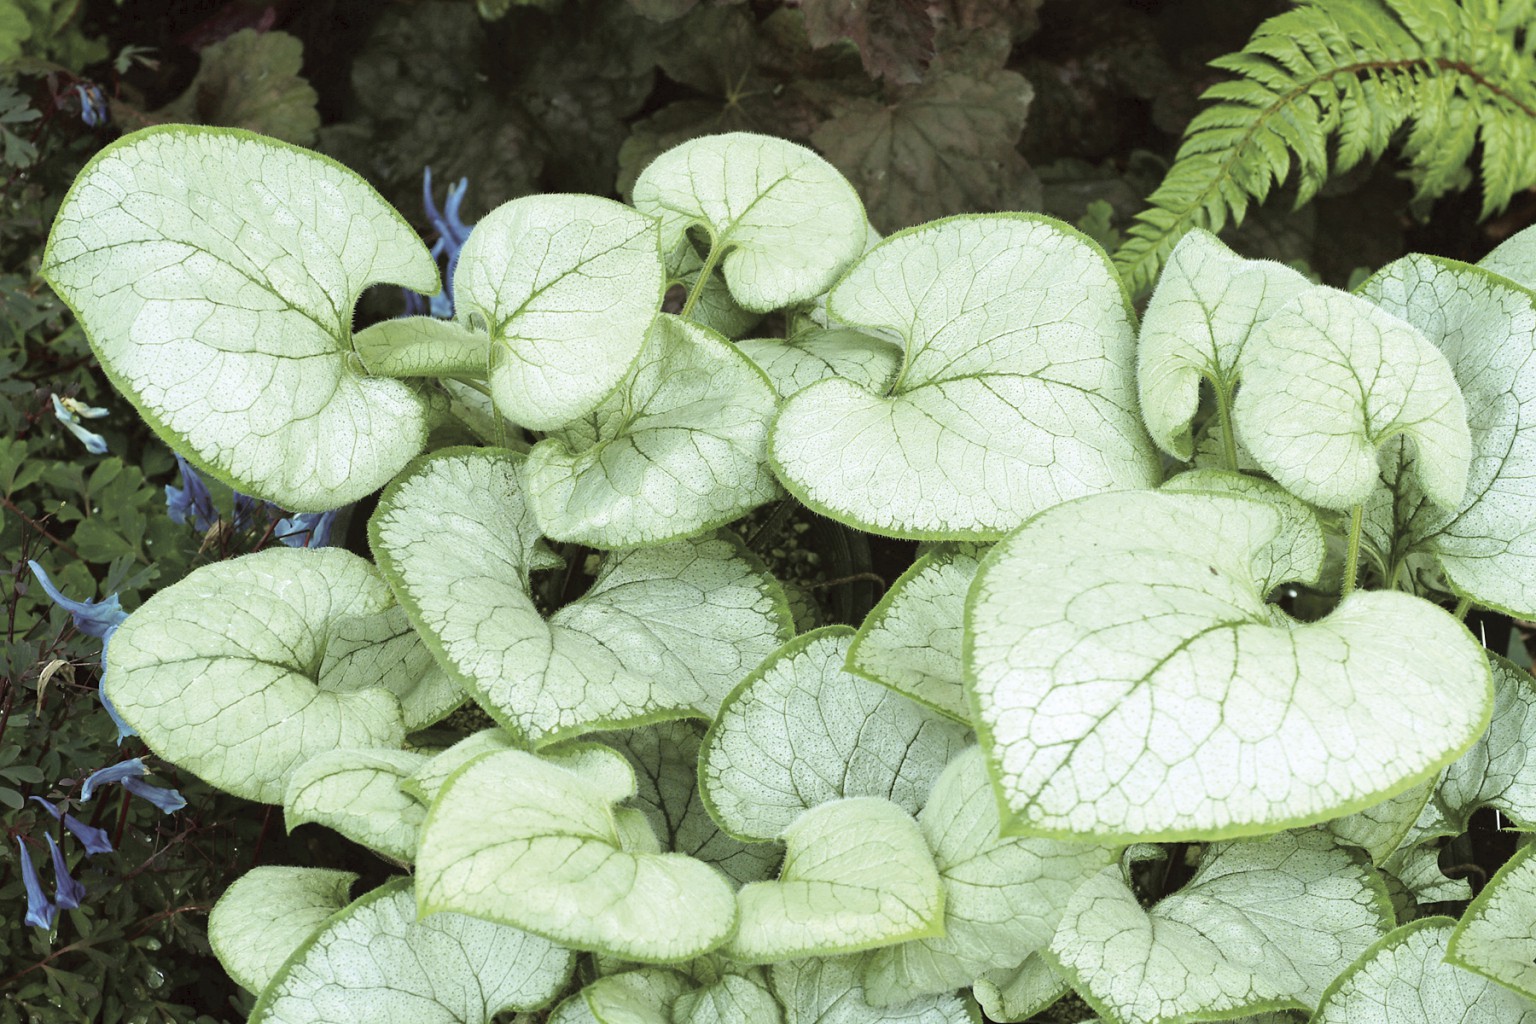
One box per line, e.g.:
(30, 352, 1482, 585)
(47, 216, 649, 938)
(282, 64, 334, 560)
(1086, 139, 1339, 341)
(801, 0, 938, 84)
(810, 41, 1037, 232)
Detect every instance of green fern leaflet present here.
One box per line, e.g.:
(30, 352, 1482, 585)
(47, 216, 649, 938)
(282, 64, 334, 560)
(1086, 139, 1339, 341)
(1115, 0, 1536, 295)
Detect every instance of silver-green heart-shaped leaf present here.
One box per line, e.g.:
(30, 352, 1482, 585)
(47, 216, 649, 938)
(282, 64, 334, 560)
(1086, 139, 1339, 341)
(283, 748, 426, 862)
(523, 314, 779, 548)
(249, 877, 574, 1024)
(602, 722, 781, 886)
(452, 193, 664, 431)
(1234, 284, 1470, 511)
(403, 728, 518, 806)
(1137, 228, 1311, 462)
(968, 488, 1492, 840)
(1325, 780, 1435, 865)
(208, 866, 357, 995)
(861, 747, 1117, 1006)
(728, 798, 943, 964)
(41, 126, 438, 510)
(1380, 843, 1471, 913)
(1439, 654, 1536, 829)
(1159, 468, 1325, 593)
(1360, 255, 1536, 616)
(1448, 842, 1536, 1001)
(674, 974, 784, 1024)
(769, 957, 974, 1024)
(106, 547, 409, 804)
(1313, 917, 1536, 1023)
(846, 545, 984, 724)
(770, 214, 1159, 540)
(416, 746, 738, 963)
(632, 133, 866, 313)
(372, 447, 790, 747)
(320, 600, 464, 732)
(701, 628, 971, 844)
(548, 968, 693, 1024)
(737, 328, 902, 401)
(1476, 222, 1536, 290)
(972, 954, 1067, 1024)
(1049, 831, 1392, 1024)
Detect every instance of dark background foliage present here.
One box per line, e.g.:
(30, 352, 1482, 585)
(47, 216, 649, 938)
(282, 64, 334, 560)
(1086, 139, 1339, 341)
(2, 1, 1532, 1020)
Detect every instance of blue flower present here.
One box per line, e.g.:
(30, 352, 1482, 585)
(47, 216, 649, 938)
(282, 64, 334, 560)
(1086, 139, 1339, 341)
(31, 797, 113, 855)
(402, 167, 473, 319)
(166, 452, 279, 534)
(16, 838, 55, 930)
(27, 561, 135, 742)
(81, 759, 185, 813)
(45, 834, 86, 911)
(51, 393, 108, 455)
(165, 453, 218, 532)
(74, 83, 107, 127)
(274, 509, 339, 549)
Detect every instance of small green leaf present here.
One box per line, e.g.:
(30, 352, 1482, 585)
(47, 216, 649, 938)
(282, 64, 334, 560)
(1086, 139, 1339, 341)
(1234, 284, 1470, 511)
(41, 127, 439, 510)
(1313, 918, 1536, 1023)
(737, 328, 901, 401)
(1448, 842, 1536, 1001)
(1049, 832, 1392, 1024)
(1137, 228, 1310, 461)
(632, 133, 866, 313)
(968, 488, 1492, 840)
(250, 877, 574, 1023)
(372, 448, 790, 746)
(208, 866, 356, 995)
(770, 214, 1158, 539)
(106, 547, 409, 804)
(416, 747, 738, 963)
(523, 314, 779, 547)
(846, 545, 985, 723)
(727, 797, 944, 964)
(701, 628, 971, 843)
(283, 749, 427, 862)
(1360, 254, 1536, 616)
(453, 193, 664, 431)
(861, 747, 1117, 1006)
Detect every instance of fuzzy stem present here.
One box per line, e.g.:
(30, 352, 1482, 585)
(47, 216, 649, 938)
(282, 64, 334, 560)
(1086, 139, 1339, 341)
(1340, 504, 1364, 600)
(680, 243, 724, 321)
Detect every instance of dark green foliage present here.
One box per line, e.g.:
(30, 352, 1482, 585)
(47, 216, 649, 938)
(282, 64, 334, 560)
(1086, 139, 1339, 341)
(1116, 0, 1536, 294)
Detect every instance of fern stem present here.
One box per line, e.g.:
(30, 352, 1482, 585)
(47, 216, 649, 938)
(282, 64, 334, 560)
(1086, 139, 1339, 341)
(1341, 503, 1364, 602)
(1118, 52, 1536, 293)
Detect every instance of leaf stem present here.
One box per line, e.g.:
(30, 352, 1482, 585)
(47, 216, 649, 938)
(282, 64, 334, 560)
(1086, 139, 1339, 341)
(1213, 382, 1240, 472)
(1454, 596, 1472, 621)
(1340, 503, 1364, 600)
(680, 242, 724, 321)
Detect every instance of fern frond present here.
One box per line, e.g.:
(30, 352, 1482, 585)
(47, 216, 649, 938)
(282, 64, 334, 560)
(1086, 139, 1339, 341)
(1114, 0, 1536, 295)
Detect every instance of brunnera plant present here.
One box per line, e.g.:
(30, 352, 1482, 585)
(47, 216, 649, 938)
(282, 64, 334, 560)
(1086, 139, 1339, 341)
(32, 122, 1536, 1023)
